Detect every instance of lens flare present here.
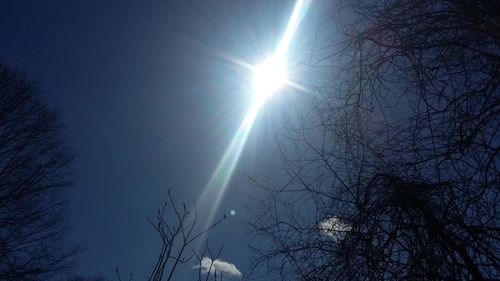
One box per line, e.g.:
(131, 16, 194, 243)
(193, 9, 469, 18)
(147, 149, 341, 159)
(198, 0, 309, 229)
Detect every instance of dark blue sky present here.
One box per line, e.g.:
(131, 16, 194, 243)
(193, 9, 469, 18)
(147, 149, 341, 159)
(0, 0, 322, 279)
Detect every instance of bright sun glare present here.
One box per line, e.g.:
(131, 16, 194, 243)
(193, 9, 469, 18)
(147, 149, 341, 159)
(199, 0, 308, 231)
(252, 56, 287, 100)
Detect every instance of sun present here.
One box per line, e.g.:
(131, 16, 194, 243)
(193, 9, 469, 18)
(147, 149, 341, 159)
(199, 0, 308, 230)
(252, 55, 287, 101)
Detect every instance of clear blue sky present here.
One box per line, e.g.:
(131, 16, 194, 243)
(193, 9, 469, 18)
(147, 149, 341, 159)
(0, 0, 323, 279)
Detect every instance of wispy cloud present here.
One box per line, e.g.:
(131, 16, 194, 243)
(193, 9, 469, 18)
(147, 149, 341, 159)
(194, 257, 242, 278)
(319, 216, 351, 240)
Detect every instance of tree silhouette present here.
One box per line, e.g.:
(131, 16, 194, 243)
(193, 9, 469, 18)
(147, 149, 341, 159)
(248, 0, 499, 280)
(115, 191, 226, 281)
(146, 191, 225, 281)
(0, 63, 77, 280)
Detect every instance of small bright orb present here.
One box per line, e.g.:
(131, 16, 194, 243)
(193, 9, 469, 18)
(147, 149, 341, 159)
(230, 210, 236, 216)
(252, 56, 287, 100)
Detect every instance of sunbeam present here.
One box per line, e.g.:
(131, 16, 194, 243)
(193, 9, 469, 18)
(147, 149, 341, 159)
(199, 99, 264, 226)
(199, 0, 309, 228)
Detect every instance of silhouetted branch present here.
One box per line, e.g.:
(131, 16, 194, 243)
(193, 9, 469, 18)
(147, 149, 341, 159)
(0, 63, 77, 280)
(248, 0, 499, 280)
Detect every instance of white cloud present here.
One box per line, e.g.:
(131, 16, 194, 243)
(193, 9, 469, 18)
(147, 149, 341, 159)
(194, 257, 242, 278)
(319, 216, 351, 240)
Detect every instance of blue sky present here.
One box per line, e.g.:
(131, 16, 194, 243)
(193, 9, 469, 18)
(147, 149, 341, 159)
(0, 1, 326, 279)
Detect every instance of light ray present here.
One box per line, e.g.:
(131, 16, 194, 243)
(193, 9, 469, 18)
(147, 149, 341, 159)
(285, 80, 314, 95)
(199, 0, 309, 228)
(215, 51, 255, 70)
(276, 0, 307, 57)
(199, 99, 264, 225)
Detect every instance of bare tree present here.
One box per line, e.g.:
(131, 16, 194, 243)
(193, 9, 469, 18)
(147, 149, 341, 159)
(248, 0, 499, 280)
(147, 191, 225, 281)
(115, 191, 226, 281)
(0, 63, 77, 280)
(193, 241, 225, 281)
